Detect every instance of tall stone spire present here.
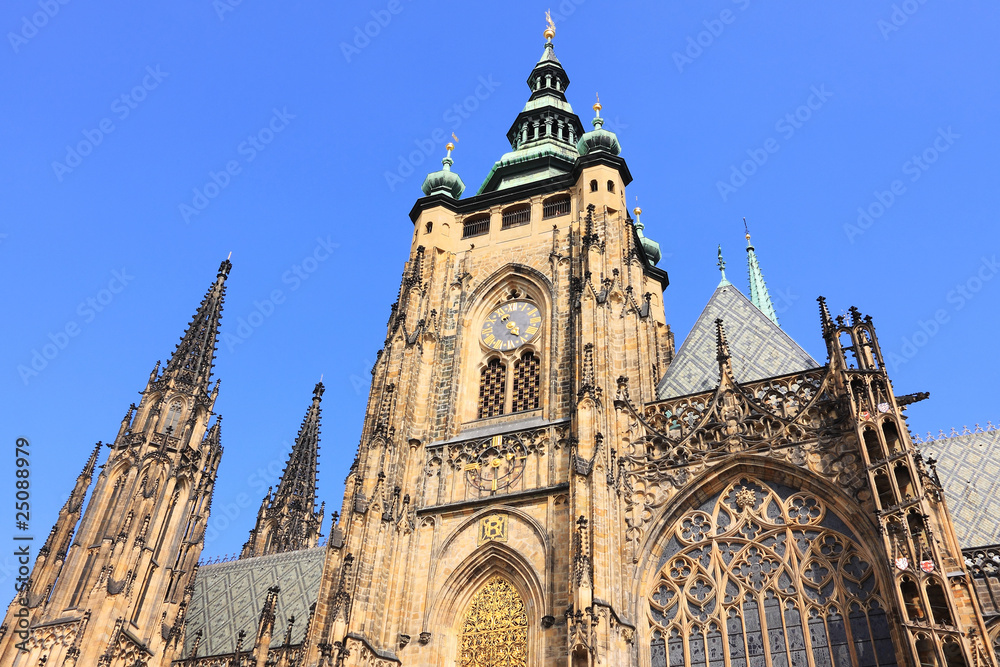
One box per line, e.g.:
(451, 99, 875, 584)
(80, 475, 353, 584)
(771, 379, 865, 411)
(744, 222, 778, 325)
(0, 261, 229, 667)
(163, 258, 232, 392)
(241, 382, 325, 559)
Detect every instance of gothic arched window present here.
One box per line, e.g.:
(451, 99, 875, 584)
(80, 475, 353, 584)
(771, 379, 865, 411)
(648, 477, 899, 667)
(460, 576, 527, 667)
(163, 400, 183, 434)
(478, 359, 507, 419)
(511, 352, 540, 413)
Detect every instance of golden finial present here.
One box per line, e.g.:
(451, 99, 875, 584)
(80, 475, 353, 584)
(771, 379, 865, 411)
(633, 206, 642, 218)
(446, 142, 455, 152)
(594, 92, 602, 115)
(544, 10, 555, 41)
(743, 216, 751, 242)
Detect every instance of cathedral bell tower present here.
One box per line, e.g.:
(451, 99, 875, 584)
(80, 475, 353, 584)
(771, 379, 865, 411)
(0, 261, 229, 667)
(305, 16, 672, 666)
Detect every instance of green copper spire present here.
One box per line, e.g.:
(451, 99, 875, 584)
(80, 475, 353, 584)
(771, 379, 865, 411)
(744, 219, 778, 325)
(717, 245, 731, 287)
(476, 14, 585, 194)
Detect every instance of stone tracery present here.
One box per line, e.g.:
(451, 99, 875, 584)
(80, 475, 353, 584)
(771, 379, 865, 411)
(647, 476, 897, 667)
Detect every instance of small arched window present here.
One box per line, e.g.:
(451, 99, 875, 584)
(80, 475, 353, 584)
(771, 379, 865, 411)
(425, 221, 433, 234)
(943, 641, 968, 667)
(589, 179, 598, 192)
(863, 428, 882, 464)
(512, 352, 541, 413)
(607, 179, 615, 193)
(542, 195, 570, 219)
(874, 471, 895, 510)
(478, 359, 507, 419)
(883, 420, 901, 453)
(163, 401, 183, 434)
(463, 214, 490, 239)
(900, 577, 923, 622)
(926, 582, 953, 626)
(895, 464, 915, 499)
(501, 204, 531, 230)
(916, 636, 939, 666)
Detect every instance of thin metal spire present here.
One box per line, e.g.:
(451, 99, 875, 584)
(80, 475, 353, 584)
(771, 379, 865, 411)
(744, 219, 779, 325)
(717, 245, 731, 287)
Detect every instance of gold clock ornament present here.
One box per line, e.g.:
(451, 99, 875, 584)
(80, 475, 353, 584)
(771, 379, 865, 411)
(464, 434, 528, 493)
(480, 301, 541, 352)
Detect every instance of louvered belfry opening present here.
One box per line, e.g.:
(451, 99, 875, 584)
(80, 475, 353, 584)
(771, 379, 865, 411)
(478, 358, 507, 418)
(511, 352, 540, 413)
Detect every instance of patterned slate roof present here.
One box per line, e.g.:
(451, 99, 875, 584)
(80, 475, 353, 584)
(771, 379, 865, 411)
(918, 428, 1000, 549)
(657, 283, 820, 399)
(184, 546, 326, 657)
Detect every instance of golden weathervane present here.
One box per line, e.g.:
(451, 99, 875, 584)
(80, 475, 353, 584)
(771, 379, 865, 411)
(544, 10, 555, 40)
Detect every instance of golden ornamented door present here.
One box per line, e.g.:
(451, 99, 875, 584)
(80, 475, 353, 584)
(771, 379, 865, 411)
(460, 576, 528, 667)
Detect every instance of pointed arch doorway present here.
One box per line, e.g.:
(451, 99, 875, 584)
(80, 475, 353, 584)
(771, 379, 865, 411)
(459, 575, 529, 667)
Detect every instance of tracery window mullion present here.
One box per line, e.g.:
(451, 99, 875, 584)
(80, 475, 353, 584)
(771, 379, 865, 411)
(763, 593, 790, 667)
(826, 610, 853, 667)
(726, 608, 748, 667)
(784, 601, 809, 666)
(808, 609, 833, 667)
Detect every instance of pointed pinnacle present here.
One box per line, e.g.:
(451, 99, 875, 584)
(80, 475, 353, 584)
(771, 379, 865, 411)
(714, 318, 732, 364)
(817, 296, 834, 337)
(83, 441, 102, 478)
(164, 260, 231, 392)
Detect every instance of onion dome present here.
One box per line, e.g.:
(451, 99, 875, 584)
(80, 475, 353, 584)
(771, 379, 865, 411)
(421, 142, 465, 199)
(633, 206, 662, 266)
(577, 96, 621, 156)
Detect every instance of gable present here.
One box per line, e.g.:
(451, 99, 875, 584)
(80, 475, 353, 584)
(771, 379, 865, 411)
(657, 284, 820, 399)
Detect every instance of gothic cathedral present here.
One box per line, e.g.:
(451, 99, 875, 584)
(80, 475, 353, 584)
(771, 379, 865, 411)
(3, 22, 999, 667)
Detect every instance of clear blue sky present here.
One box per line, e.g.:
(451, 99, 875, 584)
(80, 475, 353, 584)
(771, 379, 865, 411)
(2, 1, 998, 564)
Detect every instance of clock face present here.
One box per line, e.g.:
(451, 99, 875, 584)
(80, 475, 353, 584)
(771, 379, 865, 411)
(480, 301, 541, 351)
(464, 434, 528, 493)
